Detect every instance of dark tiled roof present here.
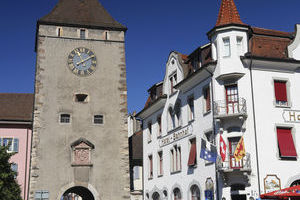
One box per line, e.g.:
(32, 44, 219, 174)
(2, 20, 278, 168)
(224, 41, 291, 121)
(216, 0, 245, 27)
(39, 0, 126, 30)
(249, 27, 293, 59)
(131, 131, 143, 160)
(0, 93, 34, 122)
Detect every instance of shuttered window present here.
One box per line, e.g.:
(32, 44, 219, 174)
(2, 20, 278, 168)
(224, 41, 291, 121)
(274, 81, 287, 102)
(277, 128, 297, 158)
(188, 139, 197, 166)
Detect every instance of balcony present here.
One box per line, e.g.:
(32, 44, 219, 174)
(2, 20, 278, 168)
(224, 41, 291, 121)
(217, 153, 251, 173)
(214, 98, 247, 120)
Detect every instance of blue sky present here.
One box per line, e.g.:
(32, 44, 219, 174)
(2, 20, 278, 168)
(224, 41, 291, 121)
(0, 0, 299, 113)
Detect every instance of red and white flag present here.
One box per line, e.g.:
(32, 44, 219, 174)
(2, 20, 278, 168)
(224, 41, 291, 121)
(219, 134, 227, 162)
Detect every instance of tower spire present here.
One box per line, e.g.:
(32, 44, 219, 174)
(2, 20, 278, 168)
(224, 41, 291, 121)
(215, 0, 245, 27)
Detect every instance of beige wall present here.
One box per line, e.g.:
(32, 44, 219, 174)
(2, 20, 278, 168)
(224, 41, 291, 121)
(29, 24, 129, 200)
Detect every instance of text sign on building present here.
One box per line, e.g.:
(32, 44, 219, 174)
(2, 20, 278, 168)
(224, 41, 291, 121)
(159, 125, 193, 147)
(282, 110, 300, 123)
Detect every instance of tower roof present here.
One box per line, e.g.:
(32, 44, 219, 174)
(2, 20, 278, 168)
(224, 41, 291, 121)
(215, 0, 245, 27)
(38, 0, 127, 31)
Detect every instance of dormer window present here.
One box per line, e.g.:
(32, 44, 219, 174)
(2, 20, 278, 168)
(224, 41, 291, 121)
(223, 37, 231, 57)
(169, 72, 177, 94)
(236, 36, 243, 55)
(80, 29, 86, 39)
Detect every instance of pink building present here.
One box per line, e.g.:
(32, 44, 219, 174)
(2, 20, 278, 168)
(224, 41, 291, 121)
(0, 93, 33, 200)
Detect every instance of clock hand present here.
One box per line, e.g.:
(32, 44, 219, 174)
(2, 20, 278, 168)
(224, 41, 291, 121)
(76, 51, 86, 67)
(76, 55, 95, 66)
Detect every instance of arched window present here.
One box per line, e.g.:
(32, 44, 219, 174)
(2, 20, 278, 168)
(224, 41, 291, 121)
(152, 192, 160, 200)
(173, 188, 181, 200)
(291, 180, 300, 187)
(191, 185, 200, 200)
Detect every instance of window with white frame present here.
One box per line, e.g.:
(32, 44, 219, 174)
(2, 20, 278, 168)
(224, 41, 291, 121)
(203, 86, 211, 113)
(147, 122, 152, 142)
(236, 36, 243, 55)
(187, 96, 194, 121)
(274, 80, 289, 106)
(170, 145, 181, 173)
(0, 138, 19, 152)
(223, 37, 231, 57)
(158, 151, 163, 176)
(276, 127, 297, 159)
(169, 72, 177, 94)
(148, 155, 153, 178)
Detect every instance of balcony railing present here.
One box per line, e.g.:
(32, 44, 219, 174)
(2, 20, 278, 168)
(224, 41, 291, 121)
(214, 98, 247, 119)
(217, 153, 251, 172)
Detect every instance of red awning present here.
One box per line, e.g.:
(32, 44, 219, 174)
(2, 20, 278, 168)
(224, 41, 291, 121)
(188, 141, 196, 166)
(277, 128, 297, 157)
(261, 185, 300, 199)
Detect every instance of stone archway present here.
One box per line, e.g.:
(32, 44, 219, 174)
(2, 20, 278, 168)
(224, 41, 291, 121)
(61, 186, 95, 200)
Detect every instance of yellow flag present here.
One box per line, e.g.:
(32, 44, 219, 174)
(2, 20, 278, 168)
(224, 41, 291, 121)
(234, 137, 246, 162)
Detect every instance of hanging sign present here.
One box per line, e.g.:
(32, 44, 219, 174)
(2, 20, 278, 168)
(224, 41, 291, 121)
(282, 110, 300, 123)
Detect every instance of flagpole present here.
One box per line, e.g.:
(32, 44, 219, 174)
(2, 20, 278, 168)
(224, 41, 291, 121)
(204, 67, 220, 200)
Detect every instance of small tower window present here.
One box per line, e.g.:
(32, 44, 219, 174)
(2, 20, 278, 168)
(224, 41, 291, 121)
(80, 29, 86, 39)
(60, 114, 70, 123)
(104, 31, 109, 40)
(223, 37, 231, 57)
(236, 36, 243, 55)
(75, 94, 88, 102)
(94, 115, 104, 124)
(57, 27, 63, 37)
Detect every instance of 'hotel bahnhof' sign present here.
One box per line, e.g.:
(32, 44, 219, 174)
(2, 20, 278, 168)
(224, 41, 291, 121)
(159, 124, 193, 147)
(283, 110, 300, 123)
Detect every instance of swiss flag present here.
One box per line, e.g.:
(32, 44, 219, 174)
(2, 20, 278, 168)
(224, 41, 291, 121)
(219, 135, 227, 162)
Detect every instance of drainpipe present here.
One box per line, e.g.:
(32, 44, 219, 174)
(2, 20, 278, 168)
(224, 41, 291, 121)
(249, 37, 262, 196)
(204, 67, 220, 200)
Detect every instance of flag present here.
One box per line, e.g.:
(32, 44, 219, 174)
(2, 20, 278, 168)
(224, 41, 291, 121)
(234, 136, 246, 162)
(200, 138, 217, 163)
(219, 134, 226, 162)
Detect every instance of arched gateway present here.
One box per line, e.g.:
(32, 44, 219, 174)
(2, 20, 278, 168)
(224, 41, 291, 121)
(61, 186, 94, 200)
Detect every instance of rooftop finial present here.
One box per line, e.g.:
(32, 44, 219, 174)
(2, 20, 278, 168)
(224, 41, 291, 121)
(215, 0, 245, 27)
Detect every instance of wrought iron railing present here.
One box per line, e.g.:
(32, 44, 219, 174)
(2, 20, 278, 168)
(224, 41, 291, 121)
(217, 153, 251, 172)
(214, 98, 247, 117)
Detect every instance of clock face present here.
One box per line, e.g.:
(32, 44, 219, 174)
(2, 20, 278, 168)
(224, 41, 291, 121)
(67, 47, 97, 76)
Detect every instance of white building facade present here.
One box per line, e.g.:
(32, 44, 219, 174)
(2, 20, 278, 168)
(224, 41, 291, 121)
(137, 0, 300, 200)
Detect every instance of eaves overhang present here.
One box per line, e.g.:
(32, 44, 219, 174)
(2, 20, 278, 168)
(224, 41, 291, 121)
(175, 61, 217, 92)
(241, 55, 300, 71)
(207, 23, 250, 39)
(136, 95, 167, 119)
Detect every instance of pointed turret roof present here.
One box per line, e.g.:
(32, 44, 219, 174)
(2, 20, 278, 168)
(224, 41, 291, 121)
(38, 0, 126, 31)
(215, 0, 245, 27)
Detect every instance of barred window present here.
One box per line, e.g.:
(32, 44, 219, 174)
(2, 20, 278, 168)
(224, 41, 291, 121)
(60, 114, 70, 123)
(94, 115, 104, 124)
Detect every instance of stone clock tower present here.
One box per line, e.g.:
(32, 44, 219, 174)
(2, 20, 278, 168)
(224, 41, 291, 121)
(29, 0, 129, 200)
